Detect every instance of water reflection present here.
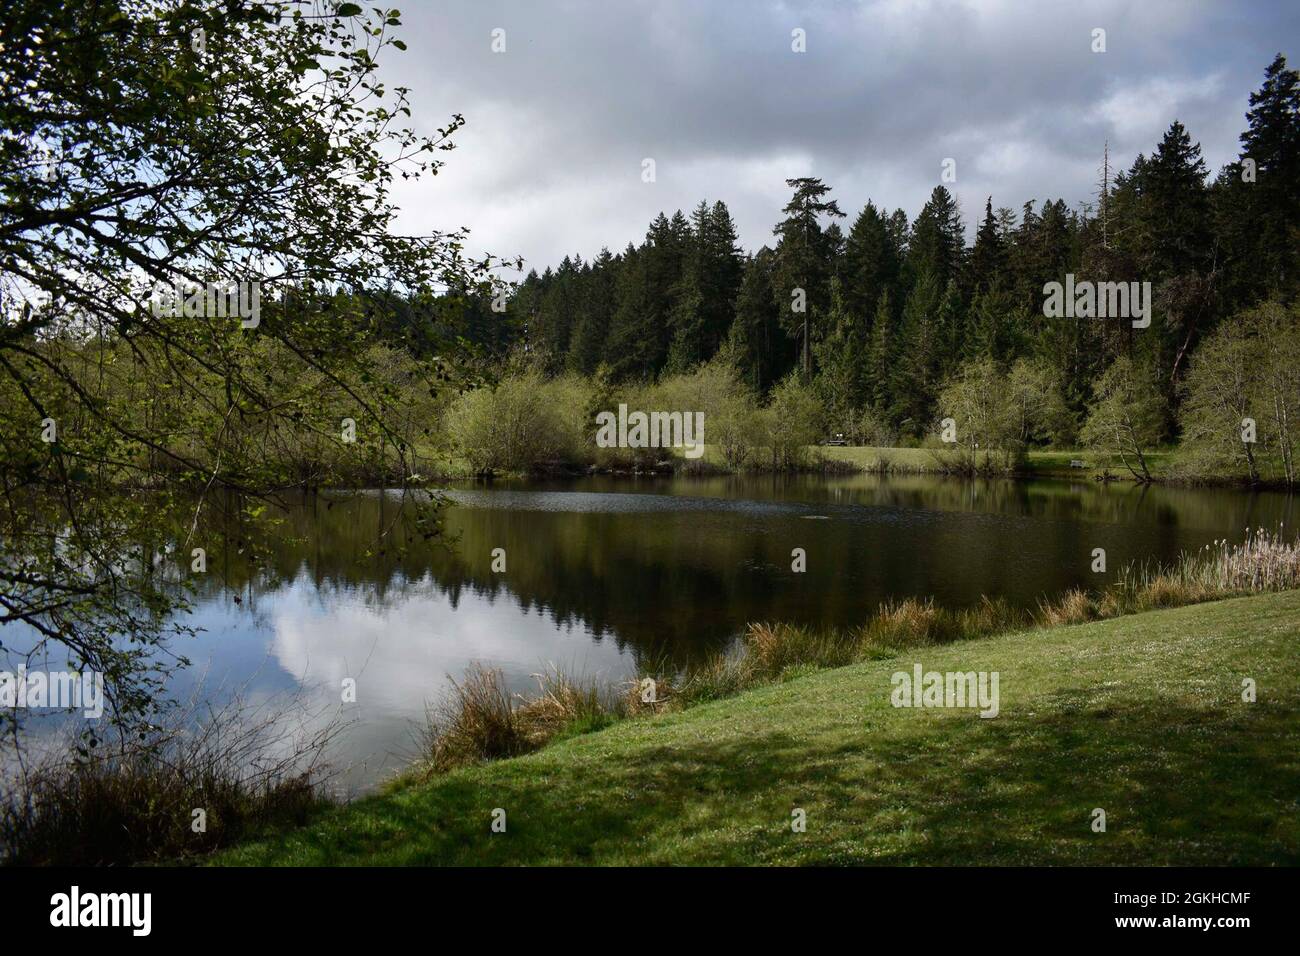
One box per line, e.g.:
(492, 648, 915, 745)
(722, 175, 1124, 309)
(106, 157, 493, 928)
(4, 474, 1295, 792)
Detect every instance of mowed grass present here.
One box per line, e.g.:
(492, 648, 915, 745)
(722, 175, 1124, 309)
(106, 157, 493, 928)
(1019, 447, 1177, 479)
(217, 591, 1300, 866)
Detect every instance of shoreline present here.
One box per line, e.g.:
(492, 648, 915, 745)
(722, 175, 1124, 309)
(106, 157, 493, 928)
(213, 588, 1300, 867)
(415, 446, 1300, 493)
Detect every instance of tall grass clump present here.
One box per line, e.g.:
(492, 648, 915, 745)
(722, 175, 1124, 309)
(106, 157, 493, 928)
(515, 664, 621, 743)
(1110, 528, 1300, 614)
(1190, 529, 1300, 591)
(422, 664, 623, 772)
(859, 596, 1026, 653)
(422, 664, 531, 772)
(744, 622, 859, 678)
(1, 692, 338, 866)
(622, 651, 756, 714)
(1037, 588, 1097, 627)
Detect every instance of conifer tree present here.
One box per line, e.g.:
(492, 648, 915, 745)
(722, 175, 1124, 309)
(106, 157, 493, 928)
(843, 200, 900, 330)
(867, 289, 897, 420)
(771, 178, 845, 377)
(728, 249, 788, 393)
(1216, 54, 1300, 305)
(967, 197, 1006, 296)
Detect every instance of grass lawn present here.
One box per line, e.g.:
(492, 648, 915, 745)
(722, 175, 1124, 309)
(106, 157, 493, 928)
(817, 444, 1179, 479)
(1020, 447, 1178, 479)
(217, 591, 1300, 866)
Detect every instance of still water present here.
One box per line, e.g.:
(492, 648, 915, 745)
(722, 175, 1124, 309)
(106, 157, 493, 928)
(12, 474, 1300, 791)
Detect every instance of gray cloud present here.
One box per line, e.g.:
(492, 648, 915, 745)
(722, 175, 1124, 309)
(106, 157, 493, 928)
(381, 0, 1299, 272)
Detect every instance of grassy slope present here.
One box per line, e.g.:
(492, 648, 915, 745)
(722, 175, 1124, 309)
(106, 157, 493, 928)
(219, 592, 1300, 866)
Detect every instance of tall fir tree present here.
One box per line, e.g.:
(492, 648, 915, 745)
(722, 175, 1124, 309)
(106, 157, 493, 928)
(894, 269, 945, 429)
(728, 249, 789, 393)
(667, 200, 744, 370)
(967, 197, 1007, 296)
(906, 186, 965, 291)
(814, 277, 865, 434)
(843, 200, 900, 332)
(1216, 54, 1300, 307)
(867, 289, 897, 420)
(568, 248, 616, 374)
(1141, 120, 1212, 281)
(771, 177, 845, 377)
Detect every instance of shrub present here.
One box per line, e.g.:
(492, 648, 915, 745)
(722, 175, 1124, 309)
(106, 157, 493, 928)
(763, 373, 822, 469)
(853, 405, 897, 446)
(644, 359, 764, 470)
(1, 693, 335, 866)
(447, 371, 593, 473)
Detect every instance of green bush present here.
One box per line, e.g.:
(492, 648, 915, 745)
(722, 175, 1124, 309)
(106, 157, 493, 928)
(763, 373, 823, 469)
(448, 371, 594, 473)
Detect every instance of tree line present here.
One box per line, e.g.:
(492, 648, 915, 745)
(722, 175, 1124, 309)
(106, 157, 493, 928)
(437, 54, 1299, 456)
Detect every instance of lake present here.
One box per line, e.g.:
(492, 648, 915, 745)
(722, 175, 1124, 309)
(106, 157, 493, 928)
(8, 474, 1298, 793)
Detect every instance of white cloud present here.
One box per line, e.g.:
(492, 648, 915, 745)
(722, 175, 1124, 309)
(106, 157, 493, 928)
(375, 0, 1296, 268)
(1093, 74, 1225, 141)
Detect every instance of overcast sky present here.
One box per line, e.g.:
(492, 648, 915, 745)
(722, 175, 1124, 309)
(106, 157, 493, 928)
(380, 0, 1299, 274)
